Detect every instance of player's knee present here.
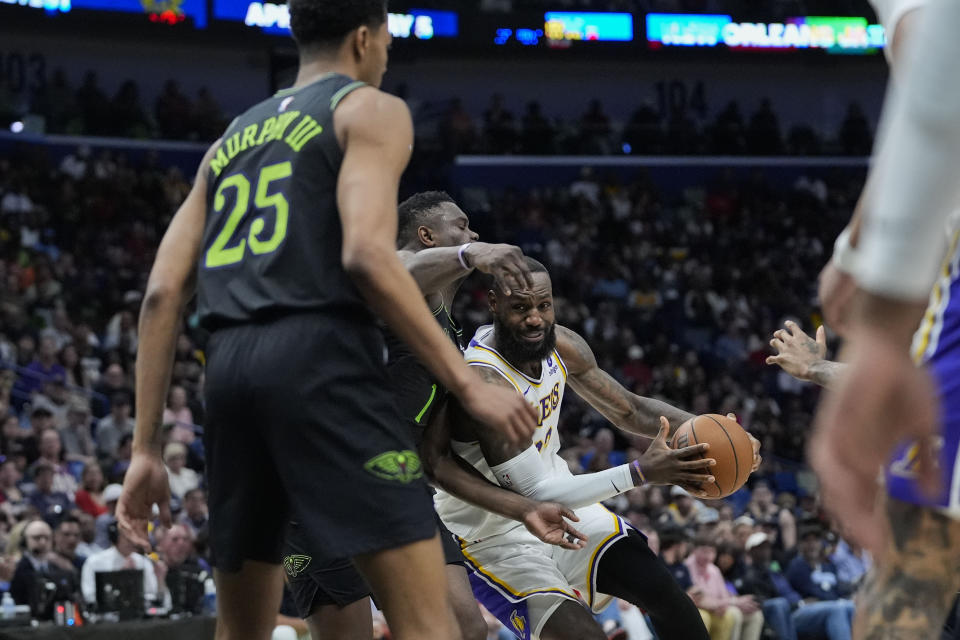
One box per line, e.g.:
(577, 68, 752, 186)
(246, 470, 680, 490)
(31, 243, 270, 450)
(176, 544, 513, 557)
(539, 602, 607, 640)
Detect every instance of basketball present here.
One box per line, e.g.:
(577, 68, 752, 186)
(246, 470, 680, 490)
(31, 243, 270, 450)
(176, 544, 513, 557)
(671, 414, 754, 499)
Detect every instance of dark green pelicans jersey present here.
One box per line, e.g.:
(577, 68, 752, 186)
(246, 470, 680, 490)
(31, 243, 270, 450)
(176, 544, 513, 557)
(196, 73, 368, 331)
(384, 302, 463, 441)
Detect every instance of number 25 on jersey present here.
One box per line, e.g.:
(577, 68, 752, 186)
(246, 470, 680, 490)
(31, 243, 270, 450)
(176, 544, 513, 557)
(205, 161, 291, 268)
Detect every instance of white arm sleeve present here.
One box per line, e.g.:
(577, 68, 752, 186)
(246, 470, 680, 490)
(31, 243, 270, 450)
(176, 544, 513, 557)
(490, 445, 636, 510)
(856, 0, 960, 300)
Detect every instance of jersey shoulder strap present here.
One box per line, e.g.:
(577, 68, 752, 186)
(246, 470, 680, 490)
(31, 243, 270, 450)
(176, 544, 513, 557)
(463, 326, 526, 393)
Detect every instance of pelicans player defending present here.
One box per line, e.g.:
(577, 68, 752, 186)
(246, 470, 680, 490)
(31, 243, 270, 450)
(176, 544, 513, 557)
(435, 259, 760, 640)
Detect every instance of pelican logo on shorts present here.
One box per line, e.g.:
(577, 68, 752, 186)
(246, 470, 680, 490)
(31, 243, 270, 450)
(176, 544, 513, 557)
(282, 554, 312, 578)
(510, 610, 527, 635)
(364, 450, 424, 483)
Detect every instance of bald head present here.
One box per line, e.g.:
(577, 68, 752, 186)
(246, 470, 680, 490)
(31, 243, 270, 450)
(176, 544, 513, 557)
(24, 520, 52, 556)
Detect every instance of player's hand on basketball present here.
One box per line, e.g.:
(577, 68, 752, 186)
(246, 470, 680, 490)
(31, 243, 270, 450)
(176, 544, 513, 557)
(638, 417, 715, 497)
(766, 321, 827, 382)
(116, 451, 173, 550)
(811, 319, 939, 555)
(724, 412, 762, 472)
(521, 502, 589, 550)
(461, 382, 538, 445)
(465, 242, 533, 296)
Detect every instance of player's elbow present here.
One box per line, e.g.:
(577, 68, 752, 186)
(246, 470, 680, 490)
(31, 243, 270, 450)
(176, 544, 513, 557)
(141, 282, 183, 315)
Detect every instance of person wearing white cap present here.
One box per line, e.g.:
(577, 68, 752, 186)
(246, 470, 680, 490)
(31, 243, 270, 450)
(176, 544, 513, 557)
(93, 483, 123, 550)
(738, 531, 855, 640)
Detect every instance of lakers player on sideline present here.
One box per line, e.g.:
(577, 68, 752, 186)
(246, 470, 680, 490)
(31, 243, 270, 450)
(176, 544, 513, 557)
(285, 191, 589, 640)
(435, 258, 763, 640)
(114, 2, 539, 640)
(811, 0, 960, 637)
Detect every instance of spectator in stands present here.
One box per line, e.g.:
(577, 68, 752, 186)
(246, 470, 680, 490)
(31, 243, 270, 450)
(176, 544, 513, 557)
(830, 538, 870, 588)
(18, 336, 65, 399)
(93, 484, 121, 550)
(786, 526, 855, 636)
(685, 533, 763, 640)
(156, 523, 208, 614)
(667, 486, 702, 528)
(11, 520, 79, 614)
(81, 521, 168, 608)
(52, 515, 86, 574)
(107, 433, 132, 483)
(58, 344, 87, 389)
(28, 429, 76, 495)
(91, 364, 129, 419)
(163, 384, 194, 445)
(95, 392, 134, 460)
(74, 463, 107, 517)
(74, 512, 100, 558)
(31, 375, 69, 429)
(0, 461, 23, 507)
(164, 442, 198, 500)
(60, 397, 96, 463)
(659, 528, 704, 613)
(27, 463, 73, 524)
(746, 480, 796, 552)
(581, 427, 624, 470)
(177, 488, 208, 538)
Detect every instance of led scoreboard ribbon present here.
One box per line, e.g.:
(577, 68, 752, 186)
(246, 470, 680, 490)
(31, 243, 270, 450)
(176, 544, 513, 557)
(211, 1, 458, 39)
(646, 13, 886, 54)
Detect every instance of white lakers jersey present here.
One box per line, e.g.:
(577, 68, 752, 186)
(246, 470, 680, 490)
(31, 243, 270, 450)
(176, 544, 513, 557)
(434, 325, 571, 541)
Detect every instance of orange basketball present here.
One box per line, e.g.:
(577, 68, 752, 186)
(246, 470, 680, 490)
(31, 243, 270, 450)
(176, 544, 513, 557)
(671, 414, 754, 499)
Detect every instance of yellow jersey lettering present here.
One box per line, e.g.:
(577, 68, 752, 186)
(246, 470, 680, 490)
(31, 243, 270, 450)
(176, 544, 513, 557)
(240, 124, 259, 152)
(257, 117, 277, 145)
(210, 145, 230, 177)
(285, 115, 323, 152)
(550, 383, 560, 410)
(225, 132, 242, 159)
(271, 111, 301, 141)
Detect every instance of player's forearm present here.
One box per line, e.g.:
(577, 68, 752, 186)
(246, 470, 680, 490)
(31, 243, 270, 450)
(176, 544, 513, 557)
(623, 396, 694, 439)
(805, 360, 847, 388)
(133, 289, 186, 456)
(345, 247, 473, 396)
(429, 454, 538, 522)
(856, 0, 960, 301)
(401, 246, 471, 295)
(491, 445, 637, 509)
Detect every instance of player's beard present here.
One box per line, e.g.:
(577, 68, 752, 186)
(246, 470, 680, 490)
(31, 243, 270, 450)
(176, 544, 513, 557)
(494, 316, 557, 368)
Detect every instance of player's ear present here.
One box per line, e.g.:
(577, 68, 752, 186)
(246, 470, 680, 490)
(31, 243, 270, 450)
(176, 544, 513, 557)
(487, 289, 498, 313)
(353, 25, 370, 61)
(418, 225, 436, 248)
